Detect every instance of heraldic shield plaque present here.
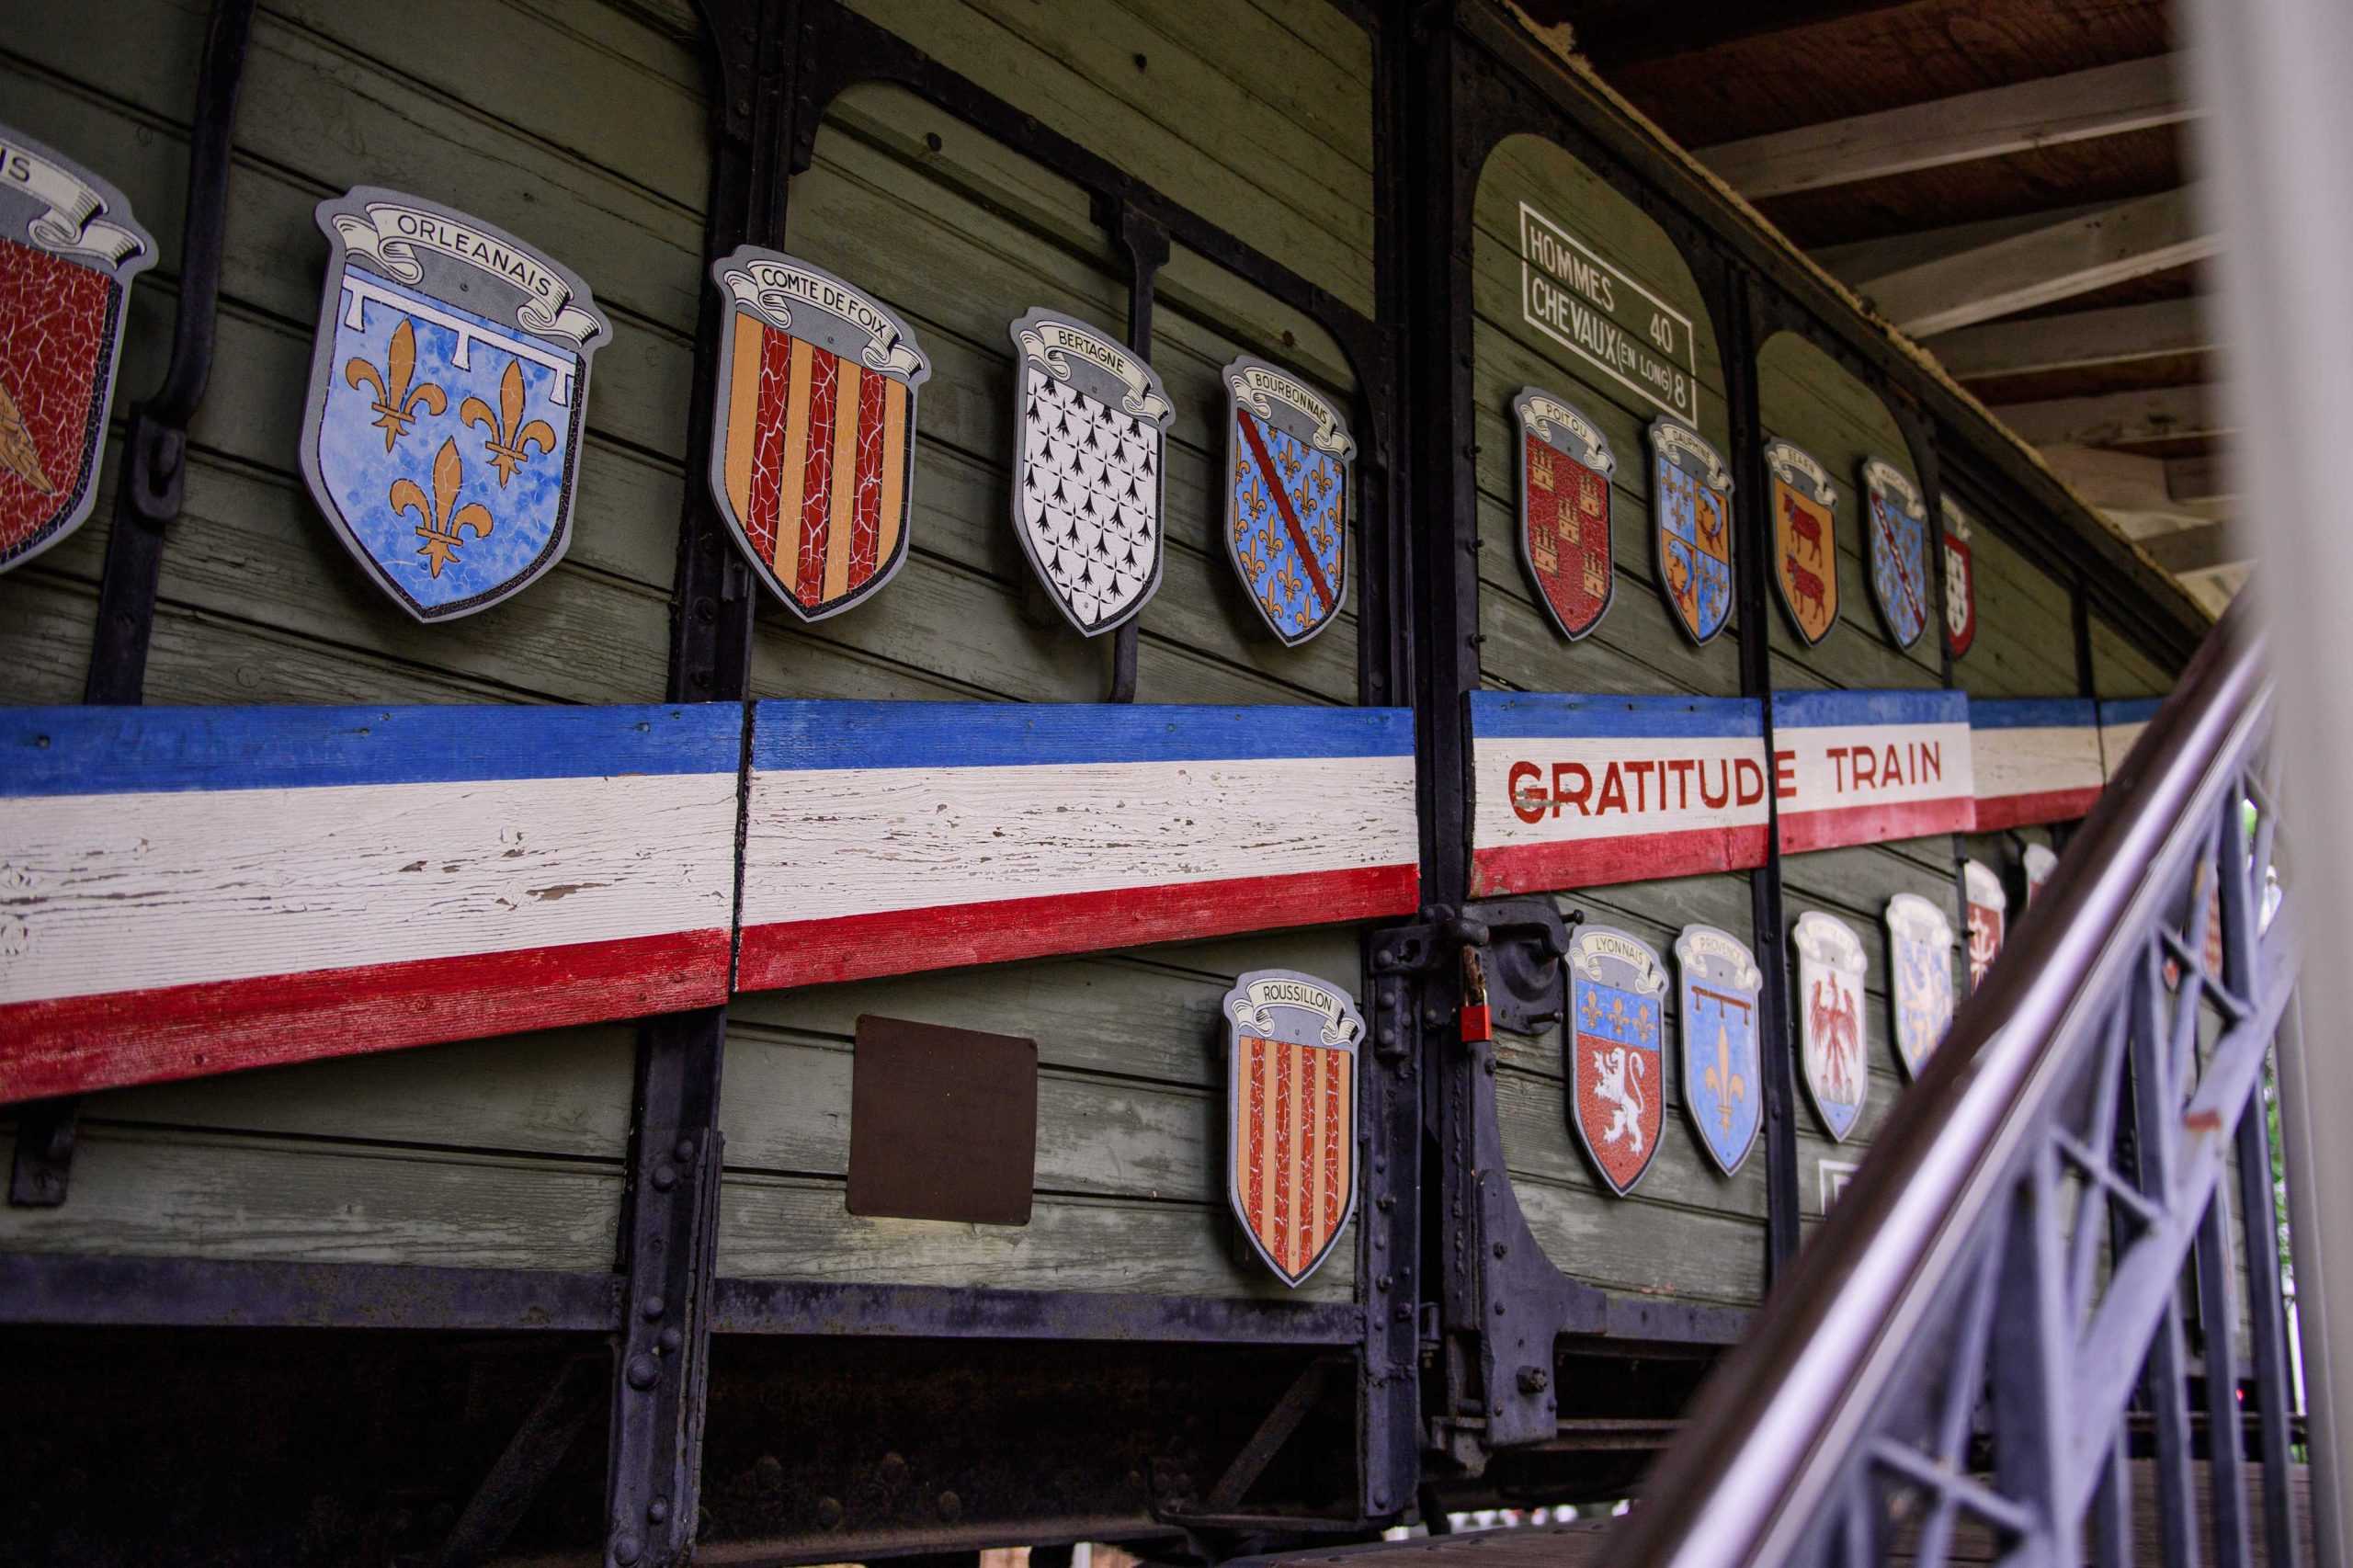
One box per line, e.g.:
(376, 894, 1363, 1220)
(1942, 494, 1977, 660)
(1795, 910, 1869, 1142)
(1649, 416, 1734, 645)
(708, 247, 931, 621)
(1566, 925, 1667, 1197)
(1008, 307, 1173, 637)
(1965, 858, 2007, 988)
(301, 189, 612, 622)
(1224, 355, 1352, 646)
(1676, 924, 1762, 1177)
(0, 124, 155, 575)
(1884, 892, 1956, 1080)
(1764, 437, 1838, 647)
(1514, 387, 1616, 642)
(1862, 456, 1931, 650)
(1225, 971, 1362, 1288)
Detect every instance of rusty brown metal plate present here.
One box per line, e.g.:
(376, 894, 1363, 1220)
(846, 1015, 1038, 1224)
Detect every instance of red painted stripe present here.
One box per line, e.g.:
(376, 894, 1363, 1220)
(1470, 824, 1770, 897)
(1246, 1034, 1266, 1239)
(1272, 1038, 1293, 1271)
(1299, 1044, 1320, 1272)
(1320, 1047, 1343, 1265)
(1972, 785, 2102, 832)
(1236, 409, 1334, 613)
(746, 320, 792, 566)
(796, 346, 839, 606)
(737, 863, 1419, 992)
(0, 929, 731, 1103)
(848, 362, 887, 587)
(1777, 796, 1976, 854)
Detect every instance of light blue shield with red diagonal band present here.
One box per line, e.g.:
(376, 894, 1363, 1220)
(1224, 355, 1352, 646)
(1862, 456, 1930, 649)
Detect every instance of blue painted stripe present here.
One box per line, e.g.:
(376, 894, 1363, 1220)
(1970, 698, 2098, 732)
(751, 701, 1415, 770)
(1772, 687, 1967, 730)
(1469, 690, 1761, 740)
(0, 704, 745, 798)
(2099, 698, 2164, 726)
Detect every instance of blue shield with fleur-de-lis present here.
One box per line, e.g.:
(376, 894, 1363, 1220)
(299, 188, 611, 622)
(1676, 924, 1762, 1177)
(1223, 355, 1352, 646)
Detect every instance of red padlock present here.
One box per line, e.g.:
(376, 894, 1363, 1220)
(1460, 945, 1494, 1043)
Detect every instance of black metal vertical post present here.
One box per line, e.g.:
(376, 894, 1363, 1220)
(1724, 277, 1800, 1273)
(8, 0, 255, 1210)
(1358, 0, 1420, 1524)
(600, 4, 785, 1563)
(1095, 197, 1166, 705)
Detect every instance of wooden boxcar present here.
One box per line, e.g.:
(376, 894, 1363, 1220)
(0, 0, 2209, 1562)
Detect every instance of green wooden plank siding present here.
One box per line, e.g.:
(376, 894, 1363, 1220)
(0, 0, 1374, 1304)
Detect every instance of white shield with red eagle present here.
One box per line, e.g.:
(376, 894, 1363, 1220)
(1226, 970, 1362, 1288)
(1795, 910, 1869, 1142)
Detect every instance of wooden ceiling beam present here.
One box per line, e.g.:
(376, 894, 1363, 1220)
(1552, 0, 1921, 67)
(1992, 384, 2222, 449)
(1699, 53, 2191, 199)
(2164, 454, 2234, 504)
(2136, 520, 2242, 574)
(1857, 187, 2217, 337)
(1926, 298, 2210, 378)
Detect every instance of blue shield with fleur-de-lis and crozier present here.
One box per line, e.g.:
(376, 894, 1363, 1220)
(300, 188, 611, 623)
(1676, 924, 1763, 1177)
(1223, 354, 1352, 646)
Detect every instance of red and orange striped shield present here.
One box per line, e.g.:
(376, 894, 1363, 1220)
(707, 248, 931, 621)
(1224, 970, 1363, 1288)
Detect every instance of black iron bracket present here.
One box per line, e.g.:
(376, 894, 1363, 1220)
(9, 0, 256, 1210)
(1095, 194, 1168, 704)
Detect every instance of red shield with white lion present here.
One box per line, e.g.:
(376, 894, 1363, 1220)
(1565, 925, 1667, 1197)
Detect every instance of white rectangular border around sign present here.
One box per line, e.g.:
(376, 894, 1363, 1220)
(1518, 200, 1701, 427)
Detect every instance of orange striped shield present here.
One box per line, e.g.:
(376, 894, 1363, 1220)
(707, 248, 931, 620)
(1224, 970, 1363, 1288)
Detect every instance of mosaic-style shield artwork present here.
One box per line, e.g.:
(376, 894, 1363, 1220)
(1566, 925, 1668, 1196)
(1964, 858, 2007, 989)
(1764, 437, 1838, 646)
(2024, 842, 2057, 906)
(300, 189, 610, 621)
(1676, 924, 1762, 1177)
(1884, 892, 1956, 1080)
(1650, 417, 1733, 645)
(1224, 355, 1351, 645)
(1008, 307, 1172, 637)
(1225, 970, 1362, 1288)
(1942, 494, 1977, 660)
(1514, 387, 1615, 642)
(1794, 910, 1869, 1142)
(0, 125, 154, 575)
(707, 247, 930, 621)
(1861, 457, 1930, 649)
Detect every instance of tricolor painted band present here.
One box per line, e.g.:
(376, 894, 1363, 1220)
(2098, 698, 2163, 782)
(1771, 688, 1975, 853)
(0, 704, 743, 1100)
(736, 701, 1421, 989)
(1468, 692, 1771, 895)
(1970, 698, 2104, 830)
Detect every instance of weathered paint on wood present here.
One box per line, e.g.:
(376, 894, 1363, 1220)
(0, 705, 741, 1101)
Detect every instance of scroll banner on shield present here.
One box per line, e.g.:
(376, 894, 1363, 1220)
(1970, 698, 2104, 829)
(1467, 691, 1770, 896)
(735, 702, 1421, 991)
(0, 704, 742, 1102)
(1770, 688, 1975, 853)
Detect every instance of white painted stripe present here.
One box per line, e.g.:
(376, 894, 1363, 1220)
(3, 772, 740, 1006)
(2100, 721, 2152, 779)
(1974, 723, 2104, 801)
(1777, 720, 1976, 816)
(1471, 733, 1771, 851)
(739, 755, 1419, 926)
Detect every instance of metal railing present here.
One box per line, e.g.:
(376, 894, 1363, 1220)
(1613, 606, 2307, 1566)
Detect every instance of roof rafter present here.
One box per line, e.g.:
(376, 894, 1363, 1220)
(1699, 53, 2191, 199)
(1857, 187, 2216, 337)
(1991, 384, 2222, 449)
(1927, 298, 2210, 378)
